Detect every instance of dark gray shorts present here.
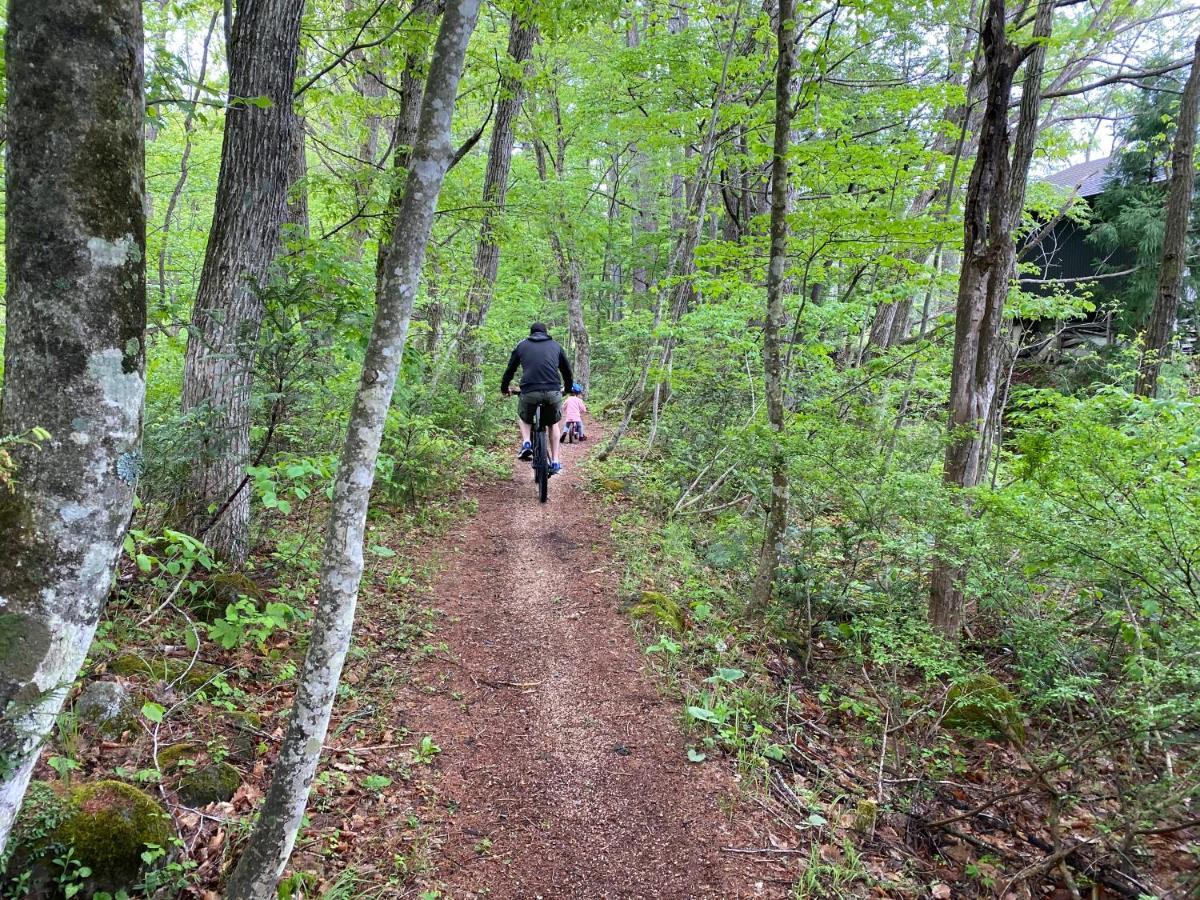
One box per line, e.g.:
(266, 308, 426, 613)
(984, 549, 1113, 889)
(518, 390, 562, 426)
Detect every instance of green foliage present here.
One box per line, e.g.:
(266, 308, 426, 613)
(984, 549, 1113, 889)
(208, 598, 304, 650)
(1087, 70, 1200, 331)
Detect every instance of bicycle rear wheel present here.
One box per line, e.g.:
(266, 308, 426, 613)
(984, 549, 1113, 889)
(532, 409, 549, 503)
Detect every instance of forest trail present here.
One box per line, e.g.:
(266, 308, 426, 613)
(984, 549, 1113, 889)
(384, 423, 788, 898)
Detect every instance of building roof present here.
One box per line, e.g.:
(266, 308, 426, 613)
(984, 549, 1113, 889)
(1043, 156, 1114, 198)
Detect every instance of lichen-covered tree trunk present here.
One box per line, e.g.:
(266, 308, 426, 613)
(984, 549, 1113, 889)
(749, 0, 794, 613)
(0, 0, 145, 852)
(1134, 34, 1200, 398)
(458, 15, 537, 406)
(929, 0, 1052, 638)
(178, 0, 304, 564)
(222, 3, 480, 895)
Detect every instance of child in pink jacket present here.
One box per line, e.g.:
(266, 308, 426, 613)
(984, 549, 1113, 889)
(561, 384, 587, 441)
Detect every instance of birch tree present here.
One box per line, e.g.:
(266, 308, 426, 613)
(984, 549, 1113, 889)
(178, 0, 305, 563)
(929, 0, 1053, 637)
(0, 0, 145, 851)
(749, 0, 795, 611)
(1134, 34, 1200, 398)
(223, 1, 481, 893)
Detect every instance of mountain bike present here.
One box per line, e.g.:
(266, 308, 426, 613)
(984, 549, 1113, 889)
(509, 392, 551, 503)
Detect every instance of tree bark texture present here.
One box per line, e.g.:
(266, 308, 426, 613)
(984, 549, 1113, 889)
(222, 2, 480, 895)
(929, 0, 1052, 638)
(458, 15, 538, 406)
(749, 0, 794, 613)
(1134, 34, 1200, 398)
(178, 0, 305, 564)
(0, 0, 145, 851)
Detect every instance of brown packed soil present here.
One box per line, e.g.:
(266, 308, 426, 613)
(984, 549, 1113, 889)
(380, 424, 791, 898)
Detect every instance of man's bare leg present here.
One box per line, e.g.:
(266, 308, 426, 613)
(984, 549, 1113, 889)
(518, 417, 531, 445)
(548, 421, 562, 465)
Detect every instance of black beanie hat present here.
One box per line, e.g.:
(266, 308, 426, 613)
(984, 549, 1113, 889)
(530, 321, 547, 334)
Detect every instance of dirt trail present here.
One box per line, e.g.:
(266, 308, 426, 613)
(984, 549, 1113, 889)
(392, 424, 789, 898)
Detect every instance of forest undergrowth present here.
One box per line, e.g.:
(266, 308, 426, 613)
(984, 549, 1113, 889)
(590, 372, 1200, 898)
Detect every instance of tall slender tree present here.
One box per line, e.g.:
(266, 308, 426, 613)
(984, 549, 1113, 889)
(178, 0, 305, 563)
(929, 0, 1053, 637)
(0, 0, 146, 851)
(533, 84, 590, 389)
(458, 13, 538, 406)
(223, 2, 481, 894)
(374, 0, 441, 300)
(750, 0, 796, 611)
(1134, 34, 1200, 398)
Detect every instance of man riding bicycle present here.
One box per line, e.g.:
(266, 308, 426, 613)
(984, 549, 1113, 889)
(500, 321, 574, 476)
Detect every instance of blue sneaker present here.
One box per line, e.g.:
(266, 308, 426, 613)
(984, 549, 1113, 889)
(549, 461, 563, 476)
(517, 441, 533, 460)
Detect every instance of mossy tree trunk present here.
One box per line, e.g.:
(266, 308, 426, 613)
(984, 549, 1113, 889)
(223, 2, 481, 895)
(457, 15, 538, 407)
(749, 0, 795, 613)
(0, 0, 145, 853)
(1134, 34, 1200, 399)
(178, 0, 305, 564)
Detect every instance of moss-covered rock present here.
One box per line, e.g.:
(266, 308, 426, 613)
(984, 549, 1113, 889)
(177, 761, 241, 807)
(600, 478, 626, 493)
(943, 674, 1026, 743)
(1, 780, 69, 893)
(59, 780, 172, 888)
(630, 590, 687, 632)
(76, 679, 137, 738)
(157, 741, 204, 771)
(107, 653, 219, 690)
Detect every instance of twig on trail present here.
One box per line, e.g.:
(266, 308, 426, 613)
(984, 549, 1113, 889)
(323, 742, 408, 754)
(480, 679, 541, 689)
(721, 846, 806, 855)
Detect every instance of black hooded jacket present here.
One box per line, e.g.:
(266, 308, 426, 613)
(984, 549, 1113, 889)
(500, 331, 574, 393)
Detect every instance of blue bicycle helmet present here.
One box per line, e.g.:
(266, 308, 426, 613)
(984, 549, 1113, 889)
(571, 382, 584, 394)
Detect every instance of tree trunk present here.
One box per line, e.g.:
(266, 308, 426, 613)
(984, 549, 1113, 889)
(749, 0, 794, 613)
(178, 0, 305, 564)
(158, 11, 219, 303)
(534, 99, 591, 391)
(286, 111, 310, 236)
(627, 13, 657, 298)
(222, 3, 480, 895)
(929, 0, 1052, 638)
(347, 0, 388, 256)
(373, 0, 439, 301)
(458, 16, 538, 406)
(0, 0, 145, 851)
(1134, 34, 1200, 398)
